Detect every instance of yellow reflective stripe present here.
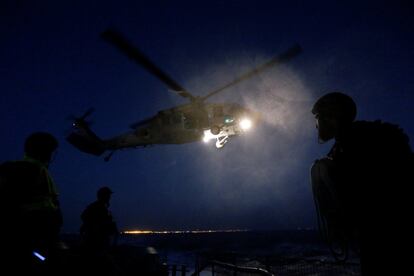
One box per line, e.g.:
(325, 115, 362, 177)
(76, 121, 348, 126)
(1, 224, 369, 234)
(41, 166, 58, 196)
(17, 157, 59, 211)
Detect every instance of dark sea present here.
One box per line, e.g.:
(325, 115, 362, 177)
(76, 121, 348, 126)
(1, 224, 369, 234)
(63, 229, 360, 275)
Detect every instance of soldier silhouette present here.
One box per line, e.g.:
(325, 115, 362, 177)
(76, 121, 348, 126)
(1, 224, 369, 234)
(0, 132, 62, 274)
(80, 186, 118, 252)
(310, 92, 413, 275)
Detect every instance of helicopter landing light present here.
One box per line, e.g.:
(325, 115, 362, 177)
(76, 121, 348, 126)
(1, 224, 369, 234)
(203, 129, 217, 143)
(239, 118, 252, 130)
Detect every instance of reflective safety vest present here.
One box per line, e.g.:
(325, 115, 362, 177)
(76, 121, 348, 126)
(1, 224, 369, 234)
(8, 156, 60, 212)
(22, 156, 59, 212)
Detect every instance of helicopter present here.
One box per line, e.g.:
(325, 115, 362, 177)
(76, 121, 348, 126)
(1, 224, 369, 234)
(66, 29, 302, 161)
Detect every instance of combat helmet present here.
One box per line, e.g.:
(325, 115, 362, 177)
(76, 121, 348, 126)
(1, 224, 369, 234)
(24, 132, 58, 162)
(312, 92, 357, 123)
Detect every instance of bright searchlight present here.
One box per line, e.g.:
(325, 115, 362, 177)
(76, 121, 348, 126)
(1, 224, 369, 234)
(239, 118, 252, 130)
(203, 129, 215, 143)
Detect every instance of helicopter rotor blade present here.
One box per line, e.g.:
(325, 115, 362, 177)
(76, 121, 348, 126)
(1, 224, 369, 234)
(201, 44, 303, 101)
(66, 107, 95, 128)
(81, 107, 95, 120)
(101, 29, 195, 101)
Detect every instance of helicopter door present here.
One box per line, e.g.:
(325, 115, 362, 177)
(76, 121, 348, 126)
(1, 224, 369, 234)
(183, 113, 195, 129)
(194, 108, 209, 129)
(210, 106, 225, 132)
(171, 113, 183, 125)
(213, 106, 224, 118)
(171, 112, 184, 131)
(160, 112, 170, 125)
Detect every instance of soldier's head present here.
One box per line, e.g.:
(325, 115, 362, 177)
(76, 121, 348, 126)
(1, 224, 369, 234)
(24, 132, 59, 164)
(97, 186, 113, 203)
(312, 92, 357, 143)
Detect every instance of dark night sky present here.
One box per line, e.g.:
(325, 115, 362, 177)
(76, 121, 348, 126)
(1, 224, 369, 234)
(1, 1, 413, 233)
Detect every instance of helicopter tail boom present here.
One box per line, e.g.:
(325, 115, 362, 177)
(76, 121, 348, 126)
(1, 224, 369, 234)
(67, 131, 106, 156)
(66, 116, 106, 156)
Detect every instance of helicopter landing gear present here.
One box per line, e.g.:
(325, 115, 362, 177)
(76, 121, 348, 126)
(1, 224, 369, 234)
(215, 135, 228, 149)
(210, 125, 221, 135)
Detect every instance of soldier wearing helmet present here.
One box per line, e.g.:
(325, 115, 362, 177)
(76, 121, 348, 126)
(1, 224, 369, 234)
(80, 186, 118, 252)
(310, 92, 413, 275)
(312, 92, 357, 143)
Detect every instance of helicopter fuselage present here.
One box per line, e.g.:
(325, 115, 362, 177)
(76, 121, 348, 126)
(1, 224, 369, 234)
(105, 102, 259, 150)
(66, 29, 300, 159)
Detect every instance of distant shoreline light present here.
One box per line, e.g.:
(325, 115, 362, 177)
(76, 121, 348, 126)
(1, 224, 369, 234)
(123, 229, 250, 235)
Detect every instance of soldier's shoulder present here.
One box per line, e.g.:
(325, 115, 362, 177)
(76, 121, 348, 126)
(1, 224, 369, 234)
(1, 159, 40, 171)
(0, 160, 44, 182)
